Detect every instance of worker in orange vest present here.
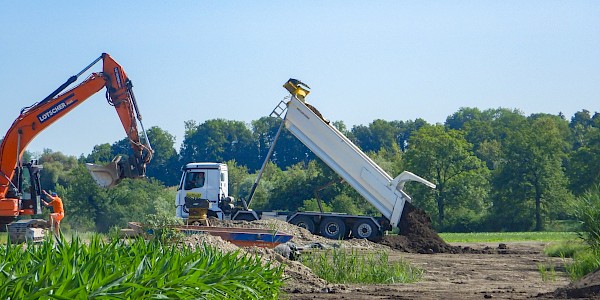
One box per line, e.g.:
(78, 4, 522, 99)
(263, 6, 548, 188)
(42, 190, 64, 235)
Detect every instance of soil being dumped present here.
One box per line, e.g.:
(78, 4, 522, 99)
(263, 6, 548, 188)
(380, 201, 457, 253)
(381, 202, 500, 254)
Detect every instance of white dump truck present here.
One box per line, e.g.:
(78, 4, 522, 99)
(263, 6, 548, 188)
(175, 79, 435, 241)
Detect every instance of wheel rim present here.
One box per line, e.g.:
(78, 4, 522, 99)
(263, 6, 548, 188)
(356, 223, 373, 238)
(297, 222, 309, 230)
(325, 222, 340, 236)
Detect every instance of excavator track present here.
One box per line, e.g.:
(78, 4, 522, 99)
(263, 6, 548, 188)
(0, 216, 17, 232)
(7, 219, 49, 243)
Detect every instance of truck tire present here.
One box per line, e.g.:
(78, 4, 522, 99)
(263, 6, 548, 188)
(236, 215, 255, 221)
(319, 217, 346, 240)
(352, 219, 380, 241)
(289, 215, 316, 233)
(234, 211, 258, 221)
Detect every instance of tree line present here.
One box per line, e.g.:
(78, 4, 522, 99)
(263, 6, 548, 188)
(28, 107, 600, 233)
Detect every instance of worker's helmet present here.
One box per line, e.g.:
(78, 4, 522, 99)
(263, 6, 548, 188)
(51, 192, 57, 196)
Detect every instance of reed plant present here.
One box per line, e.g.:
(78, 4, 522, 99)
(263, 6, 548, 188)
(544, 240, 587, 258)
(0, 234, 283, 299)
(563, 247, 600, 280)
(537, 263, 557, 281)
(300, 249, 422, 284)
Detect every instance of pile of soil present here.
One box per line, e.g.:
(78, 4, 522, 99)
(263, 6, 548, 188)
(380, 202, 497, 254)
(550, 268, 600, 299)
(180, 220, 350, 293)
(245, 246, 343, 294)
(210, 218, 388, 250)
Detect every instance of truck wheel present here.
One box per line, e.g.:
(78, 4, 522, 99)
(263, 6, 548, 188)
(352, 219, 380, 241)
(319, 217, 346, 240)
(289, 216, 316, 233)
(235, 213, 257, 221)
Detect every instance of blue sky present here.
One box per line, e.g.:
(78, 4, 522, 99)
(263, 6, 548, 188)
(1, 1, 598, 157)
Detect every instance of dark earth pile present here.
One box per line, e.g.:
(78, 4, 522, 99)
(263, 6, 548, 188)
(380, 202, 498, 254)
(549, 267, 600, 299)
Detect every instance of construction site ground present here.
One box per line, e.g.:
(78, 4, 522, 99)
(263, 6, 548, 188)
(284, 241, 571, 300)
(192, 204, 600, 299)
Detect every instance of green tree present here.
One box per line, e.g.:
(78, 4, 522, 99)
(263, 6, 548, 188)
(58, 164, 107, 232)
(568, 127, 600, 195)
(224, 159, 250, 201)
(453, 108, 525, 169)
(404, 124, 490, 229)
(144, 126, 179, 186)
(180, 119, 258, 169)
(38, 149, 79, 193)
(445, 107, 484, 130)
(85, 143, 113, 163)
(367, 143, 404, 177)
(60, 164, 173, 232)
(351, 119, 428, 153)
(251, 116, 314, 170)
(267, 160, 333, 211)
(491, 115, 572, 231)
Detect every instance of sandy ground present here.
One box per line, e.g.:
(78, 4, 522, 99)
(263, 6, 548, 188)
(283, 241, 573, 300)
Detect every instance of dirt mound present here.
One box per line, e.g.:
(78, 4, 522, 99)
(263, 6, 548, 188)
(245, 246, 344, 294)
(550, 267, 600, 299)
(380, 202, 499, 254)
(210, 218, 388, 250)
(181, 220, 351, 294)
(182, 233, 240, 252)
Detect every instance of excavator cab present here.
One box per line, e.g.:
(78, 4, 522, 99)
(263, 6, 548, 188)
(5, 161, 44, 215)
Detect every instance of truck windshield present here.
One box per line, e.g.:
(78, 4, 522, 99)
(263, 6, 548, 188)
(184, 172, 205, 190)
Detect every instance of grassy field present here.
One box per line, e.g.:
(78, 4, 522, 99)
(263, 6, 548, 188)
(439, 231, 578, 243)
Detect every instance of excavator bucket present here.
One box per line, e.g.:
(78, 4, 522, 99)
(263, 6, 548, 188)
(85, 157, 122, 188)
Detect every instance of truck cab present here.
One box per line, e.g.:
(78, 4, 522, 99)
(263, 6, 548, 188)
(175, 162, 229, 220)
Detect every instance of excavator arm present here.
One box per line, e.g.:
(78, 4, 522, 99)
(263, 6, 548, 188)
(0, 53, 153, 223)
(84, 54, 153, 187)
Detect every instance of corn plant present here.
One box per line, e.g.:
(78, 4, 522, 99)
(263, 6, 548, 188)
(0, 234, 284, 299)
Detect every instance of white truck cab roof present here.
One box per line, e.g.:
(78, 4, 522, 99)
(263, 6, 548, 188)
(183, 162, 227, 170)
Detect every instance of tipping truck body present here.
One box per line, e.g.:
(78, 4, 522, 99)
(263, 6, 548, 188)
(176, 79, 435, 241)
(278, 79, 436, 240)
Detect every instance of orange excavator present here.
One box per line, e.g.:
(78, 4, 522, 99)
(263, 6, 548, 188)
(0, 53, 153, 238)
